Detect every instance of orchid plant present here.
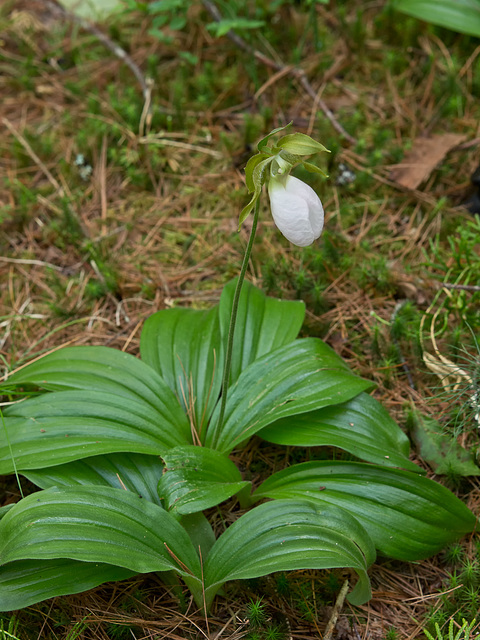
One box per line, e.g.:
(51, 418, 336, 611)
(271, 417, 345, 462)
(0, 127, 476, 615)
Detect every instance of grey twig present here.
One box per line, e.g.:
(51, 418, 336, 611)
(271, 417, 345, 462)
(40, 0, 151, 101)
(201, 0, 356, 144)
(324, 579, 350, 640)
(443, 283, 480, 292)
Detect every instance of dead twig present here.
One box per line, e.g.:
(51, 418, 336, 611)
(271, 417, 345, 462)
(2, 117, 64, 195)
(39, 0, 152, 129)
(0, 256, 63, 271)
(324, 579, 349, 640)
(201, 0, 356, 144)
(443, 283, 480, 292)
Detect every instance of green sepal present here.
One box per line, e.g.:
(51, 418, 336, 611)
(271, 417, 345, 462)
(277, 132, 330, 155)
(244, 152, 271, 193)
(239, 155, 273, 228)
(303, 161, 329, 178)
(276, 150, 304, 166)
(239, 191, 259, 228)
(251, 155, 274, 191)
(257, 122, 292, 152)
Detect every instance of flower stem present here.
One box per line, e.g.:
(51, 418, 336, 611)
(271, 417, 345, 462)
(215, 198, 260, 440)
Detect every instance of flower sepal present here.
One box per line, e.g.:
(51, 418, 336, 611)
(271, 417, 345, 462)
(303, 161, 329, 178)
(257, 123, 292, 152)
(269, 150, 303, 176)
(239, 153, 275, 228)
(276, 132, 330, 156)
(244, 152, 272, 193)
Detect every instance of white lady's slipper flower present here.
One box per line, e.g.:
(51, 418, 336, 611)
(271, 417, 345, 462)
(268, 175, 324, 247)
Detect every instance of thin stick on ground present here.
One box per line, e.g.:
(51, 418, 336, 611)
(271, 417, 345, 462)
(2, 118, 64, 195)
(39, 0, 152, 110)
(443, 283, 480, 292)
(201, 0, 356, 144)
(324, 580, 349, 640)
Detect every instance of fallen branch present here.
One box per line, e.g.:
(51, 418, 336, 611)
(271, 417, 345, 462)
(201, 0, 356, 144)
(40, 0, 152, 133)
(443, 283, 480, 292)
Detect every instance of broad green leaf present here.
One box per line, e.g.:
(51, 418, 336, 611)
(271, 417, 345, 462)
(179, 512, 216, 559)
(24, 452, 164, 505)
(158, 445, 250, 514)
(0, 486, 202, 579)
(253, 461, 476, 561)
(0, 558, 136, 612)
(203, 499, 374, 608)
(0, 504, 14, 521)
(3, 346, 190, 441)
(409, 411, 480, 476)
(140, 306, 222, 433)
(277, 133, 330, 155)
(0, 389, 189, 474)
(259, 393, 420, 471)
(205, 338, 373, 452)
(391, 0, 480, 38)
(219, 279, 305, 386)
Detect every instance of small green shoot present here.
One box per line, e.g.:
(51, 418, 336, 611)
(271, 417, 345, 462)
(423, 618, 477, 640)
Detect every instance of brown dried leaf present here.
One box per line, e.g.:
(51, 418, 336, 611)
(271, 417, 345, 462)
(390, 134, 466, 190)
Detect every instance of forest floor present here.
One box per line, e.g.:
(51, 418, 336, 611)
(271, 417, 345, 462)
(0, 0, 479, 638)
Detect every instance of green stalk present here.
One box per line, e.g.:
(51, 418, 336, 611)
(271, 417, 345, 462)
(215, 198, 260, 440)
